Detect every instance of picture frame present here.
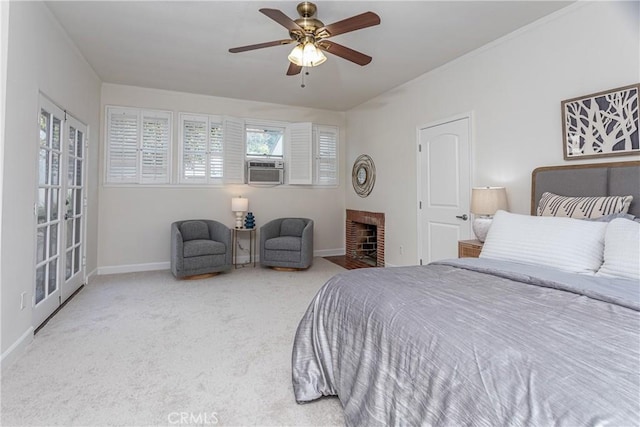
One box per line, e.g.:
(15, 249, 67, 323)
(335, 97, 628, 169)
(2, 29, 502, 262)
(561, 83, 639, 160)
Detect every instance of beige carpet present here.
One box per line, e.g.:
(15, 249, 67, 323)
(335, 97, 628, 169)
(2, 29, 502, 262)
(1, 258, 346, 426)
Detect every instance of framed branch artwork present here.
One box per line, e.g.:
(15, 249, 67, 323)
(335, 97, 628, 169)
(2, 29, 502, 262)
(561, 83, 639, 160)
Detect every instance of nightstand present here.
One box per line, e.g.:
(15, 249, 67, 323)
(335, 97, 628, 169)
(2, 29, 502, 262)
(458, 239, 483, 258)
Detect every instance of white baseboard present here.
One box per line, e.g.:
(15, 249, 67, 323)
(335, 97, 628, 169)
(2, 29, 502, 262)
(1, 327, 34, 373)
(314, 248, 345, 257)
(97, 261, 170, 276)
(97, 250, 346, 275)
(235, 249, 344, 264)
(85, 267, 98, 283)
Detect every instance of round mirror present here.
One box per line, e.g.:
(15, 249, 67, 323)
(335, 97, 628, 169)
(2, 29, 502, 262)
(352, 155, 376, 197)
(356, 166, 367, 185)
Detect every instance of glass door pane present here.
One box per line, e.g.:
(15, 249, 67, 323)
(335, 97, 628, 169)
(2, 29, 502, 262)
(34, 98, 64, 326)
(62, 116, 87, 300)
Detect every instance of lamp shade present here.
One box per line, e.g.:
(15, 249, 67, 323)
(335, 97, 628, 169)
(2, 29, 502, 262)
(231, 197, 248, 212)
(470, 187, 508, 216)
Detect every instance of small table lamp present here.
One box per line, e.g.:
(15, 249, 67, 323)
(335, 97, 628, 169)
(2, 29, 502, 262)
(231, 196, 249, 229)
(470, 187, 508, 242)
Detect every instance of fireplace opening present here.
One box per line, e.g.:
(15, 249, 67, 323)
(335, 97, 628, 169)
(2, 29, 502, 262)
(346, 209, 385, 268)
(353, 223, 378, 266)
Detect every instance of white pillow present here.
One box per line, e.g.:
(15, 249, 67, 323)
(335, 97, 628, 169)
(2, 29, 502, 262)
(596, 218, 640, 281)
(480, 210, 607, 274)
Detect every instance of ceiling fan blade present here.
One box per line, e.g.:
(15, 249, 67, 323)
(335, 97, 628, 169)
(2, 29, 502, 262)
(286, 62, 302, 76)
(259, 8, 303, 33)
(229, 39, 294, 53)
(316, 12, 380, 38)
(318, 41, 372, 66)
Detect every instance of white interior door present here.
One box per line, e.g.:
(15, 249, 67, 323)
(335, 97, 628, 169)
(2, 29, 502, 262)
(418, 116, 471, 264)
(34, 96, 87, 327)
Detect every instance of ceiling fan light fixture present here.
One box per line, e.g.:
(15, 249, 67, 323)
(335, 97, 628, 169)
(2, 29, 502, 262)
(288, 42, 327, 67)
(229, 3, 380, 76)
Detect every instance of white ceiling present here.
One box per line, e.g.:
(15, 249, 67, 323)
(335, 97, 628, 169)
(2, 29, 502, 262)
(46, 1, 572, 111)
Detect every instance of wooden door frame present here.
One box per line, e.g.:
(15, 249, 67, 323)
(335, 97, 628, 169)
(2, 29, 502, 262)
(416, 112, 474, 265)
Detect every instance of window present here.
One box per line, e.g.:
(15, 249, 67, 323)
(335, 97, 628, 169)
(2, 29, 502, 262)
(246, 123, 284, 157)
(287, 123, 313, 185)
(179, 114, 223, 183)
(287, 123, 338, 186)
(105, 105, 338, 187)
(179, 114, 245, 185)
(314, 125, 338, 186)
(105, 106, 171, 184)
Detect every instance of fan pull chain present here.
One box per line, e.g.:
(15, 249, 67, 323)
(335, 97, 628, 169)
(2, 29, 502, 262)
(301, 68, 310, 88)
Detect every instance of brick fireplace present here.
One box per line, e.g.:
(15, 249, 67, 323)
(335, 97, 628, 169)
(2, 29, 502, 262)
(346, 209, 385, 267)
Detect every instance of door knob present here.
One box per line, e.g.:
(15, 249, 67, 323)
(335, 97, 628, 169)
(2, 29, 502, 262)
(456, 214, 468, 221)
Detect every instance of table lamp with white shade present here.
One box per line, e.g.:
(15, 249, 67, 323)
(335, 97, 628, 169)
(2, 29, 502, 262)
(470, 187, 508, 242)
(231, 196, 249, 229)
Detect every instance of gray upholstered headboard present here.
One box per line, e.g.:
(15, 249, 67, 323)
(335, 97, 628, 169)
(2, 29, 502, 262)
(531, 161, 640, 217)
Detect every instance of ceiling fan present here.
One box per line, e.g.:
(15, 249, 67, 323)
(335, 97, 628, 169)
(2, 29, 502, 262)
(228, 2, 380, 76)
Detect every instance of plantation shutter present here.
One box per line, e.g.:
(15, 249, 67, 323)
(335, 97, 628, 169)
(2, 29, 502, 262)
(209, 119, 224, 179)
(106, 106, 172, 184)
(180, 114, 208, 183)
(315, 125, 338, 186)
(287, 122, 313, 185)
(223, 116, 245, 184)
(141, 111, 171, 184)
(106, 107, 139, 183)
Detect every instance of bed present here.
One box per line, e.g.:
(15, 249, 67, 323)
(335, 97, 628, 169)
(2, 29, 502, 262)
(292, 161, 640, 426)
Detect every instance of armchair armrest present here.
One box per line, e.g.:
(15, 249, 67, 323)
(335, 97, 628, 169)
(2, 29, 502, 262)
(171, 222, 184, 277)
(260, 219, 282, 242)
(300, 219, 314, 266)
(207, 220, 232, 265)
(260, 219, 283, 262)
(207, 220, 231, 246)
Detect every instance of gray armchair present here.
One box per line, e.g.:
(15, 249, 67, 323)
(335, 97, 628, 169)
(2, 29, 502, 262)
(260, 218, 314, 269)
(171, 219, 232, 278)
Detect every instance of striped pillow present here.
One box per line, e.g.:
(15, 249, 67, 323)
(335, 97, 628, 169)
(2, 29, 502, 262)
(596, 218, 640, 281)
(537, 192, 633, 219)
(480, 211, 607, 274)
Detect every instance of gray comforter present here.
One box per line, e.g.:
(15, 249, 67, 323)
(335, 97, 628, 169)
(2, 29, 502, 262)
(292, 258, 640, 426)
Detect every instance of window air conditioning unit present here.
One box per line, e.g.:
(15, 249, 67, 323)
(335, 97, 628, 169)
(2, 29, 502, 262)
(246, 159, 284, 185)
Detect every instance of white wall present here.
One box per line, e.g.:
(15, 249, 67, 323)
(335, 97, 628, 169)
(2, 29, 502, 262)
(346, 1, 640, 266)
(0, 0, 8, 368)
(98, 84, 346, 272)
(1, 2, 101, 364)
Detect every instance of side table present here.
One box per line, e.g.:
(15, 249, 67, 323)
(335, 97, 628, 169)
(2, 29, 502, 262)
(458, 239, 483, 258)
(232, 228, 256, 268)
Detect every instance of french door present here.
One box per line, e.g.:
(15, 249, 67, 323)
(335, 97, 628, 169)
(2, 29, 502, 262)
(63, 114, 86, 301)
(35, 95, 86, 327)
